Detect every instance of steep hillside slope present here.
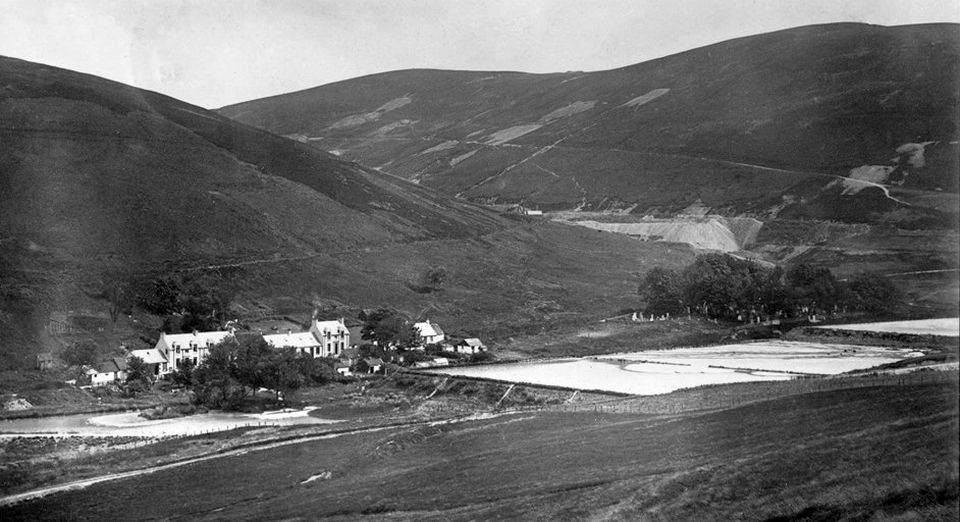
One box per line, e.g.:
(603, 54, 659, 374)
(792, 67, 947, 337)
(221, 23, 960, 218)
(0, 56, 694, 369)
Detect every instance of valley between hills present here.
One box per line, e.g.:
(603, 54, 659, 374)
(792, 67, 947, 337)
(1, 21, 958, 521)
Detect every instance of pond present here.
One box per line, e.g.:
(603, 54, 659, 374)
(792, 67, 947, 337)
(0, 408, 338, 438)
(424, 340, 914, 396)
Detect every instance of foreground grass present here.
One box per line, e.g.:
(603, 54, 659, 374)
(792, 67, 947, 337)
(3, 377, 956, 521)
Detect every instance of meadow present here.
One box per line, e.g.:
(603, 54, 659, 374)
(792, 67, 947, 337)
(2, 379, 955, 521)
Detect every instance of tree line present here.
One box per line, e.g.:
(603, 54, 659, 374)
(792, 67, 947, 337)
(639, 253, 901, 322)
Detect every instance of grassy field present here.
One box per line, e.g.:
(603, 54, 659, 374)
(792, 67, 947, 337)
(496, 316, 731, 359)
(0, 373, 604, 497)
(3, 375, 956, 521)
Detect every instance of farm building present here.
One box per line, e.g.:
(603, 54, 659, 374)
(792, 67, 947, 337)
(128, 348, 169, 376)
(89, 357, 129, 386)
(414, 320, 445, 345)
(413, 357, 450, 368)
(449, 338, 486, 355)
(36, 353, 55, 371)
(358, 357, 384, 374)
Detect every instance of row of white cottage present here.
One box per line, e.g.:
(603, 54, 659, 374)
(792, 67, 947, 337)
(131, 319, 483, 376)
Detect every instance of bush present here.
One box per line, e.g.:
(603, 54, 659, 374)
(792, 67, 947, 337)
(470, 351, 495, 363)
(61, 340, 99, 367)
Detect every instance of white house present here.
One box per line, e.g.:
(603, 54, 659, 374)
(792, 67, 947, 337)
(334, 361, 352, 376)
(263, 330, 323, 357)
(154, 330, 235, 374)
(308, 318, 350, 357)
(450, 338, 486, 355)
(128, 348, 169, 376)
(89, 357, 129, 386)
(358, 357, 383, 374)
(414, 320, 445, 345)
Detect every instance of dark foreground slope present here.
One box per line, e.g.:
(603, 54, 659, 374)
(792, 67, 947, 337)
(0, 57, 693, 369)
(221, 23, 960, 218)
(4, 381, 956, 521)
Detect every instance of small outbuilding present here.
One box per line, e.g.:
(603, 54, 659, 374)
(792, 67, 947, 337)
(128, 348, 168, 376)
(36, 353, 56, 371)
(357, 357, 384, 374)
(454, 338, 486, 355)
(89, 357, 129, 386)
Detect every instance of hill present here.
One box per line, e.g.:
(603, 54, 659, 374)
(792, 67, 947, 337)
(0, 56, 693, 370)
(220, 23, 960, 222)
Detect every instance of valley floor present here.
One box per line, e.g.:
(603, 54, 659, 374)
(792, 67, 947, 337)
(1, 372, 956, 521)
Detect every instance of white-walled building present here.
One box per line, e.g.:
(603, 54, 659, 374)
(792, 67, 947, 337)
(154, 330, 236, 374)
(129, 348, 170, 375)
(262, 330, 323, 357)
(447, 338, 486, 355)
(89, 357, 129, 386)
(414, 320, 445, 345)
(308, 318, 350, 357)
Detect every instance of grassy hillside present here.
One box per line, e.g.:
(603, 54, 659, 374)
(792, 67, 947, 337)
(0, 56, 694, 371)
(220, 23, 960, 219)
(4, 381, 956, 520)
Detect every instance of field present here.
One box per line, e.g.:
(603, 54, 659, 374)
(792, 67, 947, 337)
(425, 341, 915, 395)
(814, 317, 959, 337)
(2, 379, 956, 521)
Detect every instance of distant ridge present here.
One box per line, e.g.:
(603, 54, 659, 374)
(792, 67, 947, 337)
(221, 23, 960, 220)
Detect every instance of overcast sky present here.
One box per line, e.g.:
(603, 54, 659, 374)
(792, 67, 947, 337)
(2, 0, 958, 108)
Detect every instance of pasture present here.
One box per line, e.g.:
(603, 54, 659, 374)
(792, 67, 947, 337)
(2, 380, 956, 521)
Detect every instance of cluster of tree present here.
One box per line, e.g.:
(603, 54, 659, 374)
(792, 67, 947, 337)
(60, 340, 100, 367)
(136, 274, 233, 334)
(639, 254, 901, 322)
(359, 308, 419, 348)
(407, 266, 449, 294)
(124, 355, 153, 394)
(171, 336, 336, 410)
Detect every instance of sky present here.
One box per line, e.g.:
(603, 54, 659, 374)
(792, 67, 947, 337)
(2, 0, 958, 108)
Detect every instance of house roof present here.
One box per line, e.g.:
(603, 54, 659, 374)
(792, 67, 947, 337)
(129, 349, 167, 365)
(263, 331, 321, 349)
(159, 330, 235, 349)
(362, 357, 384, 366)
(460, 338, 484, 347)
(414, 321, 444, 338)
(311, 318, 348, 335)
(95, 357, 129, 374)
